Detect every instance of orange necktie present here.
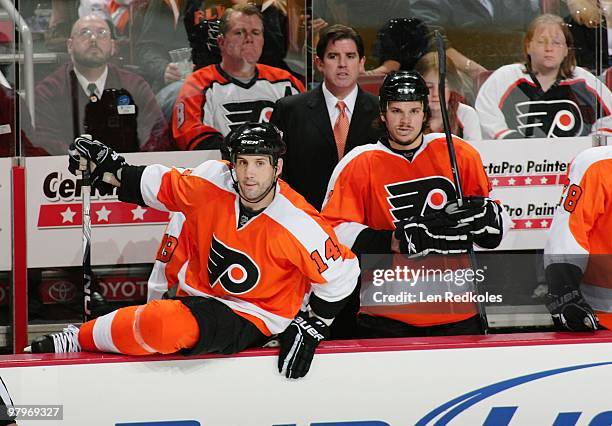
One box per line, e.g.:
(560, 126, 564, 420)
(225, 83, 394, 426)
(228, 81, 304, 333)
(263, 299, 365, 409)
(333, 101, 349, 160)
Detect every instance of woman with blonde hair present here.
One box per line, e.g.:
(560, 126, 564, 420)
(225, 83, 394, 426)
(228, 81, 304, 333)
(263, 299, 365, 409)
(475, 13, 612, 139)
(415, 52, 482, 142)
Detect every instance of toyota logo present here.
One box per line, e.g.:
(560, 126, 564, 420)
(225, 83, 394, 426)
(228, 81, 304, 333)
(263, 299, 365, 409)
(47, 280, 77, 303)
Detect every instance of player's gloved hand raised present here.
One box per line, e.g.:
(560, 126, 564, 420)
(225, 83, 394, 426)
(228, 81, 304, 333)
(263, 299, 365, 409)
(278, 311, 329, 379)
(546, 286, 599, 331)
(68, 136, 126, 192)
(441, 196, 503, 236)
(394, 216, 473, 256)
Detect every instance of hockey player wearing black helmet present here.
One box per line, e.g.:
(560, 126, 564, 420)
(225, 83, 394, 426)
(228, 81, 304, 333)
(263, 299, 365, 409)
(33, 124, 359, 382)
(225, 122, 286, 208)
(379, 70, 430, 153)
(321, 70, 510, 337)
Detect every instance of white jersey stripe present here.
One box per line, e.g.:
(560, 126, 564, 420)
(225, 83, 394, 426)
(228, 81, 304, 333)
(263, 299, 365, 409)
(333, 221, 367, 250)
(266, 193, 360, 301)
(92, 311, 120, 353)
(141, 161, 236, 213)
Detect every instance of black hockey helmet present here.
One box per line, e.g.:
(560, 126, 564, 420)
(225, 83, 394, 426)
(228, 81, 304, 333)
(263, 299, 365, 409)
(224, 122, 286, 166)
(379, 70, 430, 115)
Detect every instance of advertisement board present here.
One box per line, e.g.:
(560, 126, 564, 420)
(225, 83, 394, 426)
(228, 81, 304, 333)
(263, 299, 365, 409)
(14, 136, 598, 268)
(26, 151, 219, 268)
(0, 334, 611, 425)
(471, 137, 592, 250)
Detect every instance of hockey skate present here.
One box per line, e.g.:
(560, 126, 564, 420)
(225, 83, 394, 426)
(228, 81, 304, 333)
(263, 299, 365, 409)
(26, 324, 81, 353)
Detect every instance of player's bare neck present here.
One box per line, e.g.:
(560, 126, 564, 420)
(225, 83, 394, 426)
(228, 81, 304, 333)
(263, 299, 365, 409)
(389, 133, 423, 152)
(240, 189, 276, 211)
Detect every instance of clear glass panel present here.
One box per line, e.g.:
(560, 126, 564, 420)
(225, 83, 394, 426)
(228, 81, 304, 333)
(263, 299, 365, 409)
(0, 0, 17, 353)
(309, 0, 608, 332)
(10, 0, 608, 337)
(11, 0, 307, 337)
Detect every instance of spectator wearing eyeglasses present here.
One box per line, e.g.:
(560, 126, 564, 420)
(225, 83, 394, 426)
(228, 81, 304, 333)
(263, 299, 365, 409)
(35, 14, 173, 155)
(475, 13, 612, 140)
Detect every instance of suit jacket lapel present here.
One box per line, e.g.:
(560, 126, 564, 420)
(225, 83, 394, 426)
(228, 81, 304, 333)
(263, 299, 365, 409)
(346, 88, 375, 151)
(307, 85, 335, 148)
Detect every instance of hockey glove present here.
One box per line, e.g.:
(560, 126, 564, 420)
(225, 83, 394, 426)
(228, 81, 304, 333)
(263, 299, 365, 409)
(546, 286, 599, 331)
(442, 197, 503, 236)
(278, 311, 329, 379)
(394, 217, 473, 256)
(68, 136, 126, 192)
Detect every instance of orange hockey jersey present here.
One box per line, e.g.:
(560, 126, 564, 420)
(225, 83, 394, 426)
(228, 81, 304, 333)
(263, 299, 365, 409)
(321, 133, 495, 327)
(141, 160, 359, 335)
(545, 145, 612, 329)
(172, 63, 304, 150)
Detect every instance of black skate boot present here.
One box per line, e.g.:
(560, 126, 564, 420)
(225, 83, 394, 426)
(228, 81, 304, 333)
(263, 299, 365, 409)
(26, 325, 81, 353)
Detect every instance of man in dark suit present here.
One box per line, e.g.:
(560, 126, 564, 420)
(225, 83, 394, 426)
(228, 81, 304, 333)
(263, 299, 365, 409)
(270, 24, 381, 211)
(270, 24, 380, 340)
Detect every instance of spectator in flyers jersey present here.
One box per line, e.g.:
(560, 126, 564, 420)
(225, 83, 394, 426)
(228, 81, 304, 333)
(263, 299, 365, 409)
(171, 3, 304, 151)
(321, 71, 510, 338)
(475, 13, 612, 140)
(29, 122, 359, 380)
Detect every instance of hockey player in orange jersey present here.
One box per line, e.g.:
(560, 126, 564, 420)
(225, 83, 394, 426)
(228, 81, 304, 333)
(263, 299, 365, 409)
(29, 122, 360, 380)
(544, 145, 612, 331)
(321, 71, 510, 337)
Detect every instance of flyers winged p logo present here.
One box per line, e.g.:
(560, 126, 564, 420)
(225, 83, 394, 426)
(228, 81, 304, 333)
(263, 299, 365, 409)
(515, 99, 583, 138)
(208, 234, 260, 294)
(385, 176, 456, 222)
(223, 100, 276, 131)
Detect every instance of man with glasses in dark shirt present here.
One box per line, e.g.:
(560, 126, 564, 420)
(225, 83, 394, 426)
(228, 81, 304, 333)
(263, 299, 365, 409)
(35, 15, 172, 155)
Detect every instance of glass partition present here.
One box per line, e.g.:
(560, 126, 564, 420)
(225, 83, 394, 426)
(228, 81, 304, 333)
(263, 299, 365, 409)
(311, 0, 610, 332)
(0, 0, 17, 353)
(4, 0, 307, 348)
(4, 0, 610, 345)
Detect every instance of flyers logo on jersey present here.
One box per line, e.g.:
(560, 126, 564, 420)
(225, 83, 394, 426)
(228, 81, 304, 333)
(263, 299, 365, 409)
(385, 176, 456, 222)
(223, 100, 276, 131)
(515, 99, 584, 138)
(208, 235, 260, 294)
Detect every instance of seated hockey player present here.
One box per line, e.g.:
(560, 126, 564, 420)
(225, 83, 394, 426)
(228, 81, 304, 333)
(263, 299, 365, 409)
(321, 70, 510, 337)
(544, 145, 612, 331)
(28, 122, 360, 380)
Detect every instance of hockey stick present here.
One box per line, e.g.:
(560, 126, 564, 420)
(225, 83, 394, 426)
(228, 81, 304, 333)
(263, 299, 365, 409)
(80, 135, 93, 322)
(434, 31, 489, 334)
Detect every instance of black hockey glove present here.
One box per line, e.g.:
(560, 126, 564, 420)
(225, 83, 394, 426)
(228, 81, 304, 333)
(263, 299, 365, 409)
(394, 217, 473, 256)
(68, 136, 126, 192)
(278, 311, 329, 379)
(442, 197, 503, 236)
(546, 286, 599, 331)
